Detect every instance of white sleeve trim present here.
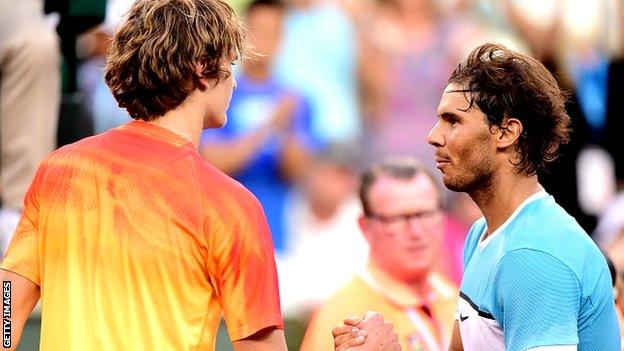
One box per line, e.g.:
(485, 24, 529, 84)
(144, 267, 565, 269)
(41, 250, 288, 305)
(525, 345, 577, 351)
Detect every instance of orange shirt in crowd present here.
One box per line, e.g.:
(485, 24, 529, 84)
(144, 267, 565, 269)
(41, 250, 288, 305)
(1, 121, 283, 350)
(301, 262, 458, 351)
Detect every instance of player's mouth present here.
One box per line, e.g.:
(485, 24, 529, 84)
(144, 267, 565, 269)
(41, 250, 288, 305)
(434, 155, 451, 169)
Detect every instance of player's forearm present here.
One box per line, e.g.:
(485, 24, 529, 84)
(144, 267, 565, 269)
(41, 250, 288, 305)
(0, 269, 40, 350)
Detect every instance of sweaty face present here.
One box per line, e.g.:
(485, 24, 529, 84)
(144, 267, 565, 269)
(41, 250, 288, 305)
(427, 83, 496, 193)
(362, 174, 443, 281)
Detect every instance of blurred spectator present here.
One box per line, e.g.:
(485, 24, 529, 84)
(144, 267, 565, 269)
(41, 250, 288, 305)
(604, 0, 624, 188)
(503, 0, 615, 233)
(436, 192, 482, 285)
(47, 0, 107, 147)
(350, 0, 523, 168)
(441, 0, 523, 58)
(0, 0, 60, 254)
(274, 0, 361, 144)
(301, 157, 457, 351)
(617, 273, 624, 349)
(76, 0, 133, 134)
(200, 0, 319, 254)
(353, 0, 457, 167)
(278, 142, 368, 314)
(594, 193, 624, 274)
(605, 254, 624, 348)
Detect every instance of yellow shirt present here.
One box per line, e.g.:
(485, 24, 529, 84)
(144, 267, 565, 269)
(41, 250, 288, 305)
(1, 122, 283, 350)
(301, 263, 457, 351)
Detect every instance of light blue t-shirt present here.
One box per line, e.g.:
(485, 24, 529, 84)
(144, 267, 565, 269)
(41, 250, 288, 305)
(458, 191, 620, 351)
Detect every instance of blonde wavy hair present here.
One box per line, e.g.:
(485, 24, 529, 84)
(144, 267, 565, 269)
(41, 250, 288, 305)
(105, 0, 248, 120)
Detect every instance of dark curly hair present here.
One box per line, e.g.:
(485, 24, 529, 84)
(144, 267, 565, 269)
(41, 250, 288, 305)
(104, 0, 248, 120)
(447, 43, 571, 175)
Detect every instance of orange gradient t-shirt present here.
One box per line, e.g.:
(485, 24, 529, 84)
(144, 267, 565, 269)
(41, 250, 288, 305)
(1, 121, 283, 350)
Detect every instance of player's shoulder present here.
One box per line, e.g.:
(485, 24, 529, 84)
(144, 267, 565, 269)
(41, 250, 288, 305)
(507, 195, 595, 251)
(516, 193, 583, 233)
(503, 219, 605, 286)
(490, 193, 609, 283)
(194, 160, 251, 195)
(38, 133, 109, 171)
(194, 159, 263, 213)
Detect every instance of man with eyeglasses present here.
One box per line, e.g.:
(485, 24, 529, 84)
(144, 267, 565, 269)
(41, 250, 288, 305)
(301, 157, 457, 351)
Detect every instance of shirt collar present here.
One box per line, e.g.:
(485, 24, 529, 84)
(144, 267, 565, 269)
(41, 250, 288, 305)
(116, 120, 194, 148)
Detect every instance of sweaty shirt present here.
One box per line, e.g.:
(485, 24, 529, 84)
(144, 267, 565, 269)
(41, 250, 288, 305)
(2, 121, 283, 350)
(458, 191, 620, 351)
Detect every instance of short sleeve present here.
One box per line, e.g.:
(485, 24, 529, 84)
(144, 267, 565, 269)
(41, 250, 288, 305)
(207, 191, 283, 341)
(493, 249, 580, 351)
(1, 171, 42, 285)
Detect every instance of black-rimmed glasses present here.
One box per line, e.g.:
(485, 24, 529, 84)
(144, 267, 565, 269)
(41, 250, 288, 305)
(367, 207, 444, 230)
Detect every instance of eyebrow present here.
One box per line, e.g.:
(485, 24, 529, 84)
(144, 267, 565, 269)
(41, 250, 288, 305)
(438, 111, 462, 120)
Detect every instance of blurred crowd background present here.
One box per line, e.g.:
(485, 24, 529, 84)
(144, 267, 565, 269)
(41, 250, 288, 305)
(1, 0, 623, 349)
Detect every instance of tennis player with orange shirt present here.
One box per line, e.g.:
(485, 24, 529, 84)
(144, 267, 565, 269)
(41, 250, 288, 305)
(0, 0, 286, 350)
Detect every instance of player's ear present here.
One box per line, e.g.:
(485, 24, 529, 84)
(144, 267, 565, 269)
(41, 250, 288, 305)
(495, 117, 522, 150)
(194, 56, 206, 76)
(194, 57, 209, 89)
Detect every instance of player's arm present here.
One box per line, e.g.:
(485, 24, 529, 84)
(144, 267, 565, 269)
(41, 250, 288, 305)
(0, 269, 40, 350)
(209, 191, 284, 348)
(232, 327, 287, 351)
(493, 250, 582, 350)
(448, 320, 463, 351)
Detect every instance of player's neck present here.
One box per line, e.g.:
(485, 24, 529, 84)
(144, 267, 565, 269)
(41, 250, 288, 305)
(148, 97, 204, 149)
(470, 172, 541, 238)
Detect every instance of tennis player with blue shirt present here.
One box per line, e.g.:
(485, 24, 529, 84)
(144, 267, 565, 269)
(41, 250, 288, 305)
(331, 43, 620, 351)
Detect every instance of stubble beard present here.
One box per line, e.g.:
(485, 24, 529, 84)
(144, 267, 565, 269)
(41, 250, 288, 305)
(442, 154, 494, 194)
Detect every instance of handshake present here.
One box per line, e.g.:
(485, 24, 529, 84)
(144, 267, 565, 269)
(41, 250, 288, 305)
(332, 312, 400, 351)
